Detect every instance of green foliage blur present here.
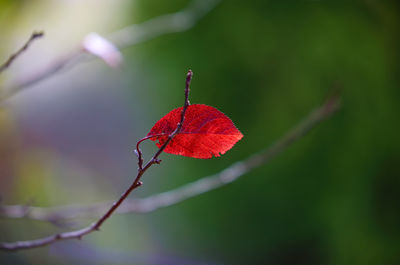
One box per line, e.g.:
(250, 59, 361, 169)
(0, 0, 399, 264)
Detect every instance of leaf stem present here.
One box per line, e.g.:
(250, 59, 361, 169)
(135, 70, 192, 171)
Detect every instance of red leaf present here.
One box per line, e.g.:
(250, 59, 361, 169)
(147, 104, 243, 159)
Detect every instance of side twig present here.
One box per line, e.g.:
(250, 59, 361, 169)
(0, 31, 44, 74)
(0, 70, 193, 251)
(0, 95, 340, 223)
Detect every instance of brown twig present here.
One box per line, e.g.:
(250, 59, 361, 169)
(0, 31, 44, 74)
(136, 70, 192, 169)
(0, 94, 340, 225)
(0, 70, 193, 251)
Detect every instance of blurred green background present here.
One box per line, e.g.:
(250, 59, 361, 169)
(0, 0, 399, 264)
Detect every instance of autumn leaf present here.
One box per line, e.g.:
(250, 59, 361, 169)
(147, 104, 243, 159)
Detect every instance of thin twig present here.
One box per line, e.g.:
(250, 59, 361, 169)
(0, 94, 340, 224)
(0, 31, 44, 74)
(0, 0, 219, 101)
(136, 70, 192, 170)
(0, 70, 194, 251)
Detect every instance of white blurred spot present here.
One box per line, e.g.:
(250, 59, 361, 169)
(83, 32, 123, 68)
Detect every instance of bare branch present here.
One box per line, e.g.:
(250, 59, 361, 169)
(0, 0, 220, 102)
(0, 31, 44, 74)
(0, 95, 341, 225)
(0, 70, 194, 251)
(108, 0, 220, 48)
